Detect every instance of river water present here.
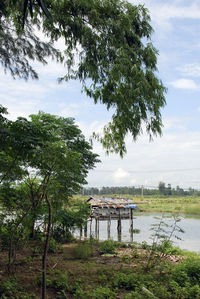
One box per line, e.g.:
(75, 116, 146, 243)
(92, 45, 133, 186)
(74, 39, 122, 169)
(78, 212, 200, 253)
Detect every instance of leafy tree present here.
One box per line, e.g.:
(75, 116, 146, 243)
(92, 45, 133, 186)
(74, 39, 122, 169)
(158, 181, 166, 195)
(0, 109, 99, 298)
(1, 0, 166, 155)
(167, 183, 172, 196)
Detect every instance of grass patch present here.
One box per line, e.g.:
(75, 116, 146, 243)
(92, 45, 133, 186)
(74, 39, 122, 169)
(72, 243, 94, 259)
(1, 239, 200, 298)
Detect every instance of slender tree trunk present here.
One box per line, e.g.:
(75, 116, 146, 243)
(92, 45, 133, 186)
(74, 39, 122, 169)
(42, 195, 52, 299)
(8, 206, 32, 273)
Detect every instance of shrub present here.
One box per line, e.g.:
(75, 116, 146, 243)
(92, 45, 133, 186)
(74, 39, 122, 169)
(73, 286, 116, 299)
(86, 286, 116, 299)
(141, 241, 150, 250)
(157, 240, 182, 256)
(0, 279, 19, 297)
(73, 243, 93, 259)
(99, 240, 116, 255)
(132, 229, 140, 234)
(0, 279, 35, 298)
(51, 271, 68, 292)
(123, 291, 144, 299)
(48, 238, 63, 253)
(172, 258, 200, 286)
(112, 273, 140, 290)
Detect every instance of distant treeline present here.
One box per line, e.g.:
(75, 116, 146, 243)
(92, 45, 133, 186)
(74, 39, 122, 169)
(82, 182, 200, 197)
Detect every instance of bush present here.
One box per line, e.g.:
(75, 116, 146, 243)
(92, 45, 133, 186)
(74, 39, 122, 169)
(73, 243, 93, 259)
(157, 240, 182, 256)
(86, 286, 116, 299)
(0, 279, 20, 297)
(0, 279, 36, 298)
(123, 291, 147, 299)
(172, 258, 200, 286)
(52, 226, 74, 243)
(51, 271, 68, 292)
(99, 240, 116, 255)
(112, 273, 141, 290)
(48, 238, 63, 254)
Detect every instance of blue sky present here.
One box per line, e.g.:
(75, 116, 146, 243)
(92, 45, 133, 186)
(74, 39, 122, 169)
(1, 0, 200, 189)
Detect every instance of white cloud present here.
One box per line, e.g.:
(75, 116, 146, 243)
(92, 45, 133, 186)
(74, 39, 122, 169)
(86, 116, 200, 189)
(113, 168, 130, 183)
(1, 98, 42, 121)
(170, 78, 199, 90)
(163, 117, 187, 131)
(129, 1, 200, 31)
(177, 64, 200, 77)
(58, 103, 80, 117)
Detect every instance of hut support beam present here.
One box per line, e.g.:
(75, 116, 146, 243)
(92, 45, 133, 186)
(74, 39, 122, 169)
(117, 209, 122, 242)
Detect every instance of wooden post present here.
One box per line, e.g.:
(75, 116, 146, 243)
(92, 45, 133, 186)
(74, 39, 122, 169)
(80, 225, 82, 239)
(129, 209, 133, 231)
(107, 209, 111, 240)
(89, 218, 92, 238)
(97, 218, 100, 239)
(117, 208, 122, 242)
(95, 218, 98, 239)
(129, 208, 133, 242)
(84, 222, 87, 239)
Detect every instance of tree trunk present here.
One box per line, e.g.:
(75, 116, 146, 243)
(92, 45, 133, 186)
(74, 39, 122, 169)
(30, 217, 35, 239)
(42, 195, 52, 299)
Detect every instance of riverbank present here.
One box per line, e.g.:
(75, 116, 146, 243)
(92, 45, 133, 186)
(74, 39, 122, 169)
(1, 239, 200, 298)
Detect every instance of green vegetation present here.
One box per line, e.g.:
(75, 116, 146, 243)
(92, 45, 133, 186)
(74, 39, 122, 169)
(83, 184, 200, 197)
(99, 240, 117, 255)
(136, 196, 200, 215)
(0, 238, 200, 298)
(1, 0, 166, 156)
(0, 108, 99, 298)
(73, 243, 94, 260)
(77, 194, 200, 215)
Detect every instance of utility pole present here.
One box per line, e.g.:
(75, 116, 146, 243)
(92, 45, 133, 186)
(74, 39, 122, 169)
(141, 185, 144, 198)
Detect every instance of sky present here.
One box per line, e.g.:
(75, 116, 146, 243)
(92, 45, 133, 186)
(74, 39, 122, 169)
(1, 0, 200, 189)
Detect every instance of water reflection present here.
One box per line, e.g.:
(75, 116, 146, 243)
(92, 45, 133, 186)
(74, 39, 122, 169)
(75, 212, 200, 253)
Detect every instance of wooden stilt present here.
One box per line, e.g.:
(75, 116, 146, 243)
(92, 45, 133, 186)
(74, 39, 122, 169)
(90, 218, 92, 238)
(117, 209, 122, 242)
(129, 209, 133, 231)
(95, 218, 98, 239)
(107, 209, 111, 240)
(84, 222, 87, 238)
(97, 218, 100, 239)
(80, 226, 82, 239)
(129, 209, 133, 242)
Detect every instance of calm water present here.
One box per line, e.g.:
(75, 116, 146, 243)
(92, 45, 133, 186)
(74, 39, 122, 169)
(76, 212, 200, 253)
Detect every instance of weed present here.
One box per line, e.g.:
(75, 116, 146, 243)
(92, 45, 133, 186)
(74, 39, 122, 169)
(157, 239, 183, 256)
(99, 240, 116, 255)
(146, 214, 184, 270)
(73, 243, 93, 259)
(121, 255, 131, 263)
(141, 241, 150, 250)
(131, 248, 140, 259)
(86, 286, 117, 299)
(132, 229, 140, 234)
(172, 258, 200, 286)
(48, 238, 63, 253)
(0, 278, 20, 297)
(0, 278, 37, 298)
(112, 272, 141, 290)
(51, 272, 68, 291)
(115, 241, 128, 248)
(31, 246, 41, 256)
(123, 291, 144, 299)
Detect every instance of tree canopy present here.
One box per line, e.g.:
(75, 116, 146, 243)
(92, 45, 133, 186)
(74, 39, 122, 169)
(0, 0, 166, 155)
